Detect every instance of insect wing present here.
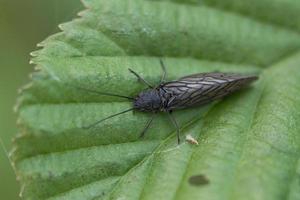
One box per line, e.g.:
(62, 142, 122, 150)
(161, 73, 257, 110)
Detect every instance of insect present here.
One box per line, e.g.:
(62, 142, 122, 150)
(80, 60, 258, 143)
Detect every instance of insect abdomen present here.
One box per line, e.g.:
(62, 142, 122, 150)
(160, 73, 258, 110)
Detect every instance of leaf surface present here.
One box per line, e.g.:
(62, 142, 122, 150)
(13, 0, 300, 199)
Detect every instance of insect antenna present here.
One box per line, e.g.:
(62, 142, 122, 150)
(83, 108, 134, 129)
(74, 85, 134, 100)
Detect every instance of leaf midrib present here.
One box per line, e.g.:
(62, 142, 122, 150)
(104, 108, 211, 199)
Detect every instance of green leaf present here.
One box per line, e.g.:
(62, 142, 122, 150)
(13, 0, 300, 199)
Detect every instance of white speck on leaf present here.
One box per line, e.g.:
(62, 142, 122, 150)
(186, 134, 199, 145)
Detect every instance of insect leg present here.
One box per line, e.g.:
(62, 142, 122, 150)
(168, 111, 180, 144)
(128, 68, 153, 88)
(139, 114, 155, 138)
(159, 59, 167, 83)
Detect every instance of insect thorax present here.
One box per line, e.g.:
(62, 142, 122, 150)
(133, 89, 163, 112)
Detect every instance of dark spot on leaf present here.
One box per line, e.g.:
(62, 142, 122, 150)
(188, 174, 210, 186)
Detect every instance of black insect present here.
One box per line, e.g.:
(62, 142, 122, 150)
(80, 60, 258, 143)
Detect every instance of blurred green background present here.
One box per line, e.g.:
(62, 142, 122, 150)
(0, 1, 83, 199)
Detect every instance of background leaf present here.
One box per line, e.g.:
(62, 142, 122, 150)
(13, 0, 300, 199)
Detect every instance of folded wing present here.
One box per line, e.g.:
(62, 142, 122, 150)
(160, 72, 258, 110)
